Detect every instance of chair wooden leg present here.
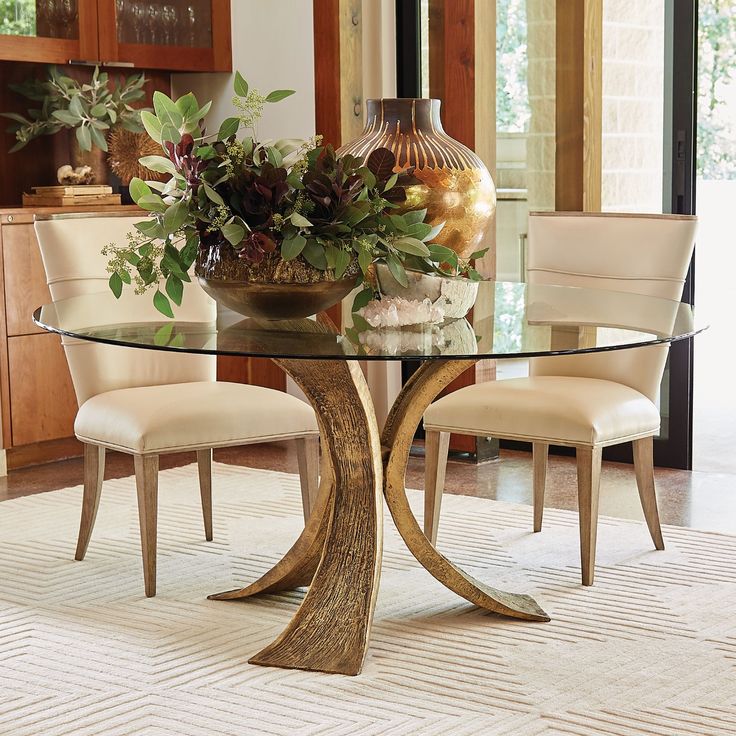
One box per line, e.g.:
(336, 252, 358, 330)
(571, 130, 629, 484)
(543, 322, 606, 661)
(134, 454, 159, 598)
(576, 445, 602, 586)
(424, 430, 450, 545)
(295, 436, 320, 523)
(197, 449, 213, 541)
(633, 436, 664, 550)
(75, 443, 105, 561)
(533, 442, 548, 533)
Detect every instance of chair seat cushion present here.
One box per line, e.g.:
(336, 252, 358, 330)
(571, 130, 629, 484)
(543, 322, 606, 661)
(75, 381, 318, 454)
(423, 376, 660, 446)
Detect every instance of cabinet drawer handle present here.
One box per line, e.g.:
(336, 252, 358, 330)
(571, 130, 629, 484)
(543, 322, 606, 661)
(102, 61, 136, 68)
(67, 59, 103, 66)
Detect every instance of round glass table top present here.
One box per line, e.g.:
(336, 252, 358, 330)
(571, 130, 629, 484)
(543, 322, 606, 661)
(33, 280, 704, 361)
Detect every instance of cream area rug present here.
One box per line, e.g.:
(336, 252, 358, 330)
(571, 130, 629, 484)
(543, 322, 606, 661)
(1, 464, 735, 736)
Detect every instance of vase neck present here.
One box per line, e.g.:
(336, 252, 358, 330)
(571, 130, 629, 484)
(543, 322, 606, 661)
(364, 99, 444, 135)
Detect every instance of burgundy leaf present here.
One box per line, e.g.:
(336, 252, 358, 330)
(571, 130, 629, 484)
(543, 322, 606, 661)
(366, 147, 396, 181)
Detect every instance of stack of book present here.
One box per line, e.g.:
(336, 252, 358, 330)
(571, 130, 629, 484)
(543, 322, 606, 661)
(22, 185, 122, 207)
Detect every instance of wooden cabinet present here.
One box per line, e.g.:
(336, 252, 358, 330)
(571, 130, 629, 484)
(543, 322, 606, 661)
(0, 205, 138, 468)
(0, 0, 231, 71)
(7, 333, 78, 446)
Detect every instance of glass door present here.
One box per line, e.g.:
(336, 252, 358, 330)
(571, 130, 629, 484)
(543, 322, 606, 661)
(0, 0, 99, 63)
(97, 0, 230, 71)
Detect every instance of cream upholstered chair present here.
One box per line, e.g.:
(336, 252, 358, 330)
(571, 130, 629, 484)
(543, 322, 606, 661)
(35, 213, 320, 597)
(423, 212, 697, 585)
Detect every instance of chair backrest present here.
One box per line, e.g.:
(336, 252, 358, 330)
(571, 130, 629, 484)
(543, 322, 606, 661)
(35, 213, 216, 406)
(526, 212, 697, 402)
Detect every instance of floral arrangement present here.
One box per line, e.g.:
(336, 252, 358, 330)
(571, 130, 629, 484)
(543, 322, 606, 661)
(102, 72, 486, 317)
(2, 66, 148, 153)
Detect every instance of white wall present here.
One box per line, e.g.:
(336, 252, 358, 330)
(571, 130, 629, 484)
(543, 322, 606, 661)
(172, 0, 316, 142)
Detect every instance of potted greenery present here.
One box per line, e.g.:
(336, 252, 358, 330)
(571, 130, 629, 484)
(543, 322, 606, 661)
(2, 65, 148, 182)
(102, 73, 484, 320)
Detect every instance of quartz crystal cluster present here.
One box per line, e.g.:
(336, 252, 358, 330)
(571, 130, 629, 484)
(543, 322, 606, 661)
(358, 296, 445, 328)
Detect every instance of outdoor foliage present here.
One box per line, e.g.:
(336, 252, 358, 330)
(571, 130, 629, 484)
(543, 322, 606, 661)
(0, 0, 35, 36)
(496, 0, 530, 133)
(2, 66, 147, 153)
(698, 0, 736, 179)
(104, 73, 484, 317)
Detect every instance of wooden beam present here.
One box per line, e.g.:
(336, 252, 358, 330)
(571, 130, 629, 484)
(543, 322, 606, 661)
(441, 0, 475, 148)
(313, 0, 342, 146)
(555, 0, 602, 211)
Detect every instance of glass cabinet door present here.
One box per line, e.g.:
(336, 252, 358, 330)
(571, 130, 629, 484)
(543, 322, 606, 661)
(100, 0, 230, 72)
(1, 0, 78, 39)
(0, 0, 98, 63)
(115, 0, 212, 49)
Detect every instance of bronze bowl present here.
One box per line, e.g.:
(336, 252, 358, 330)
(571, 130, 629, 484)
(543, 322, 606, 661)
(197, 276, 356, 320)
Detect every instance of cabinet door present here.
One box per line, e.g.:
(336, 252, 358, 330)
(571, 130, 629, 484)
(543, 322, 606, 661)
(0, 0, 98, 64)
(8, 333, 78, 446)
(98, 0, 231, 72)
(2, 223, 51, 337)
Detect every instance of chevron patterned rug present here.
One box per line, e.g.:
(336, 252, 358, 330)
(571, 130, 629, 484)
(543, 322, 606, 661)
(1, 463, 735, 735)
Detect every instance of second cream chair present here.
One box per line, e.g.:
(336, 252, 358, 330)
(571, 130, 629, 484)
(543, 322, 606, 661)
(36, 213, 320, 597)
(423, 212, 697, 585)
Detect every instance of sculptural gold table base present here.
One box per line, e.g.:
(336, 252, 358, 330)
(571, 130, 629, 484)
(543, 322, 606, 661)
(209, 358, 550, 676)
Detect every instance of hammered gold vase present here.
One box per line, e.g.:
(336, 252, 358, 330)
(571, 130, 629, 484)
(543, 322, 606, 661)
(338, 98, 496, 259)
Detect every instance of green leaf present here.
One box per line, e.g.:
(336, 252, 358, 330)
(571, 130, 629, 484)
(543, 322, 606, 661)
(137, 193, 167, 212)
(429, 244, 458, 264)
(68, 94, 85, 118)
(334, 248, 351, 279)
(290, 212, 313, 228)
(90, 103, 107, 118)
(302, 240, 328, 270)
(165, 274, 184, 306)
(75, 125, 92, 152)
(154, 323, 174, 346)
(175, 92, 199, 118)
(352, 287, 374, 313)
(358, 248, 373, 274)
(139, 155, 178, 175)
(153, 289, 174, 318)
(281, 234, 306, 260)
(140, 110, 163, 143)
(403, 208, 428, 226)
(89, 125, 108, 151)
(221, 222, 245, 245)
(51, 109, 80, 125)
(234, 71, 249, 97)
(108, 272, 123, 298)
(153, 91, 183, 130)
(389, 215, 408, 233)
(358, 166, 376, 189)
(394, 237, 430, 257)
(383, 172, 399, 191)
(469, 247, 490, 260)
(387, 254, 409, 287)
(423, 221, 445, 242)
(202, 182, 224, 206)
(265, 89, 295, 103)
(218, 116, 240, 141)
(351, 313, 371, 332)
(163, 200, 189, 232)
(134, 219, 163, 239)
(405, 222, 432, 240)
(159, 123, 181, 144)
(266, 146, 283, 167)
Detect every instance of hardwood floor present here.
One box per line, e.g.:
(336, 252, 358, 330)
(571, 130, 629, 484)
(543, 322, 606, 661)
(2, 442, 736, 535)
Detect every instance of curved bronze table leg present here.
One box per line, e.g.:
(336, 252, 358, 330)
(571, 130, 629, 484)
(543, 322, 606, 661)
(209, 461, 333, 598)
(214, 359, 383, 676)
(382, 359, 550, 622)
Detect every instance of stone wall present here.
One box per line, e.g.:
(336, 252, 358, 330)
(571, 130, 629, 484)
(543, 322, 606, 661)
(525, 0, 556, 212)
(601, 0, 665, 212)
